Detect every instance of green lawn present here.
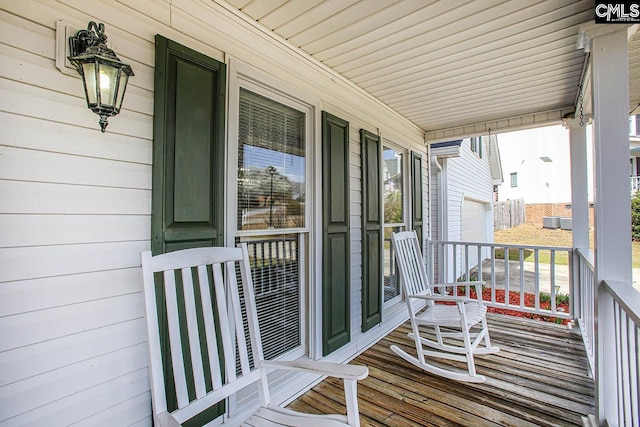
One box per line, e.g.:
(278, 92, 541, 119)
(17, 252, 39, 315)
(494, 223, 640, 267)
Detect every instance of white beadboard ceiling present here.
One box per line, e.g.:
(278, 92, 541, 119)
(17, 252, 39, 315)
(224, 0, 640, 139)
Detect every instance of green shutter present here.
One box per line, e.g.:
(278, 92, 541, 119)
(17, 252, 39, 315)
(152, 35, 226, 255)
(411, 151, 424, 249)
(151, 35, 226, 424)
(321, 112, 351, 356)
(361, 129, 382, 332)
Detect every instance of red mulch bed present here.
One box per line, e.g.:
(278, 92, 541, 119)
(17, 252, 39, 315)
(440, 287, 571, 325)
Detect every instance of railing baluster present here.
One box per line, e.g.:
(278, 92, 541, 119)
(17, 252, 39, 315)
(464, 244, 469, 283)
(534, 249, 540, 311)
(490, 247, 496, 304)
(504, 247, 510, 308)
(519, 248, 525, 309)
(452, 243, 457, 287)
(476, 245, 482, 281)
(550, 250, 556, 314)
(464, 244, 470, 297)
(634, 325, 640, 425)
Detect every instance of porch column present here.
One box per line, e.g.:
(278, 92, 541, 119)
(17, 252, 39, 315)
(565, 118, 590, 319)
(565, 118, 590, 251)
(588, 26, 632, 424)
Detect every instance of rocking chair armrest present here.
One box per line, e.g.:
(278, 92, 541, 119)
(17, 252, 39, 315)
(261, 359, 369, 380)
(155, 412, 181, 427)
(408, 294, 474, 303)
(430, 281, 485, 302)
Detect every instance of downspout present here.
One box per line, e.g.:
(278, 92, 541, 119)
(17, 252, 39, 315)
(431, 155, 447, 282)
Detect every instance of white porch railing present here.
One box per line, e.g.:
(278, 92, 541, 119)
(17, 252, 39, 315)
(427, 240, 640, 426)
(631, 176, 640, 195)
(599, 279, 640, 426)
(426, 239, 573, 321)
(574, 248, 596, 373)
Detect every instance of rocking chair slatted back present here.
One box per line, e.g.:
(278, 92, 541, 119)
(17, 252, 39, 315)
(392, 231, 431, 299)
(142, 245, 368, 426)
(142, 245, 264, 423)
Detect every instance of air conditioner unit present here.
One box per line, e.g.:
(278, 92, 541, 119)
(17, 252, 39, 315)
(560, 217, 572, 230)
(543, 216, 561, 229)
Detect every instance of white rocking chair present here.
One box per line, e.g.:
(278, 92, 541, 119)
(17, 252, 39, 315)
(390, 231, 499, 383)
(141, 245, 368, 426)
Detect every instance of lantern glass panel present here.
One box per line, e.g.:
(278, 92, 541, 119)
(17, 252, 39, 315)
(82, 62, 97, 105)
(98, 63, 118, 108)
(115, 71, 129, 111)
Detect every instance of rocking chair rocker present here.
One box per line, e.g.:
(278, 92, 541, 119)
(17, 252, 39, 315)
(390, 231, 499, 383)
(141, 245, 368, 426)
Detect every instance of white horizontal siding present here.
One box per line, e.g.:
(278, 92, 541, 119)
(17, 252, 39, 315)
(0, 1, 153, 425)
(0, 146, 151, 188)
(444, 139, 494, 278)
(0, 0, 425, 425)
(0, 268, 142, 317)
(1, 369, 151, 427)
(0, 215, 150, 248)
(0, 181, 150, 215)
(0, 113, 152, 164)
(447, 139, 493, 239)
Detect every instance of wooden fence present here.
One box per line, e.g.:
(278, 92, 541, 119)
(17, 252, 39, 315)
(494, 198, 525, 230)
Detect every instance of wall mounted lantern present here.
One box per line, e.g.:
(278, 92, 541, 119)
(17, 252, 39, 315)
(68, 21, 133, 132)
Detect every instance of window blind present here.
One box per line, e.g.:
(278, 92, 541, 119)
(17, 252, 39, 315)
(237, 88, 306, 231)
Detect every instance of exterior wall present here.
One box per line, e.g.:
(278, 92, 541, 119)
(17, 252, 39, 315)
(497, 125, 572, 204)
(429, 138, 495, 281)
(447, 138, 494, 243)
(0, 1, 426, 425)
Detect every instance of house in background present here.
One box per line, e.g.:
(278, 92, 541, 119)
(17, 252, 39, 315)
(499, 117, 640, 226)
(497, 125, 592, 226)
(430, 134, 502, 281)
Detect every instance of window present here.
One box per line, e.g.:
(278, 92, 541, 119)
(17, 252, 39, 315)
(237, 89, 306, 232)
(235, 87, 308, 360)
(237, 234, 300, 360)
(470, 137, 483, 158)
(510, 172, 518, 187)
(383, 146, 404, 303)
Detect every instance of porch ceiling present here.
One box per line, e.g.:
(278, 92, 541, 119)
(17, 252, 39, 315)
(224, 0, 640, 140)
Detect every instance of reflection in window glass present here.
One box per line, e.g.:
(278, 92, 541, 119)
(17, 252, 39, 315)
(237, 234, 300, 360)
(383, 147, 404, 302)
(383, 148, 403, 224)
(237, 89, 306, 231)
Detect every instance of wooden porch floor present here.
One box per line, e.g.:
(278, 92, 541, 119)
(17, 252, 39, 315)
(288, 314, 595, 426)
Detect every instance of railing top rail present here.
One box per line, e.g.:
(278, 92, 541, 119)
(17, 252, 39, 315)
(575, 248, 595, 268)
(602, 279, 640, 326)
(427, 239, 572, 253)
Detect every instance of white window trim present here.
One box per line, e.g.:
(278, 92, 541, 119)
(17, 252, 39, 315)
(226, 56, 324, 415)
(382, 139, 410, 310)
(228, 57, 322, 343)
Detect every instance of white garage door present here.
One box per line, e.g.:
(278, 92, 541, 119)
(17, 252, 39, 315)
(461, 199, 487, 271)
(462, 199, 487, 242)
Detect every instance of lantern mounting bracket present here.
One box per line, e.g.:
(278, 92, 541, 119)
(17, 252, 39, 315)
(68, 22, 108, 66)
